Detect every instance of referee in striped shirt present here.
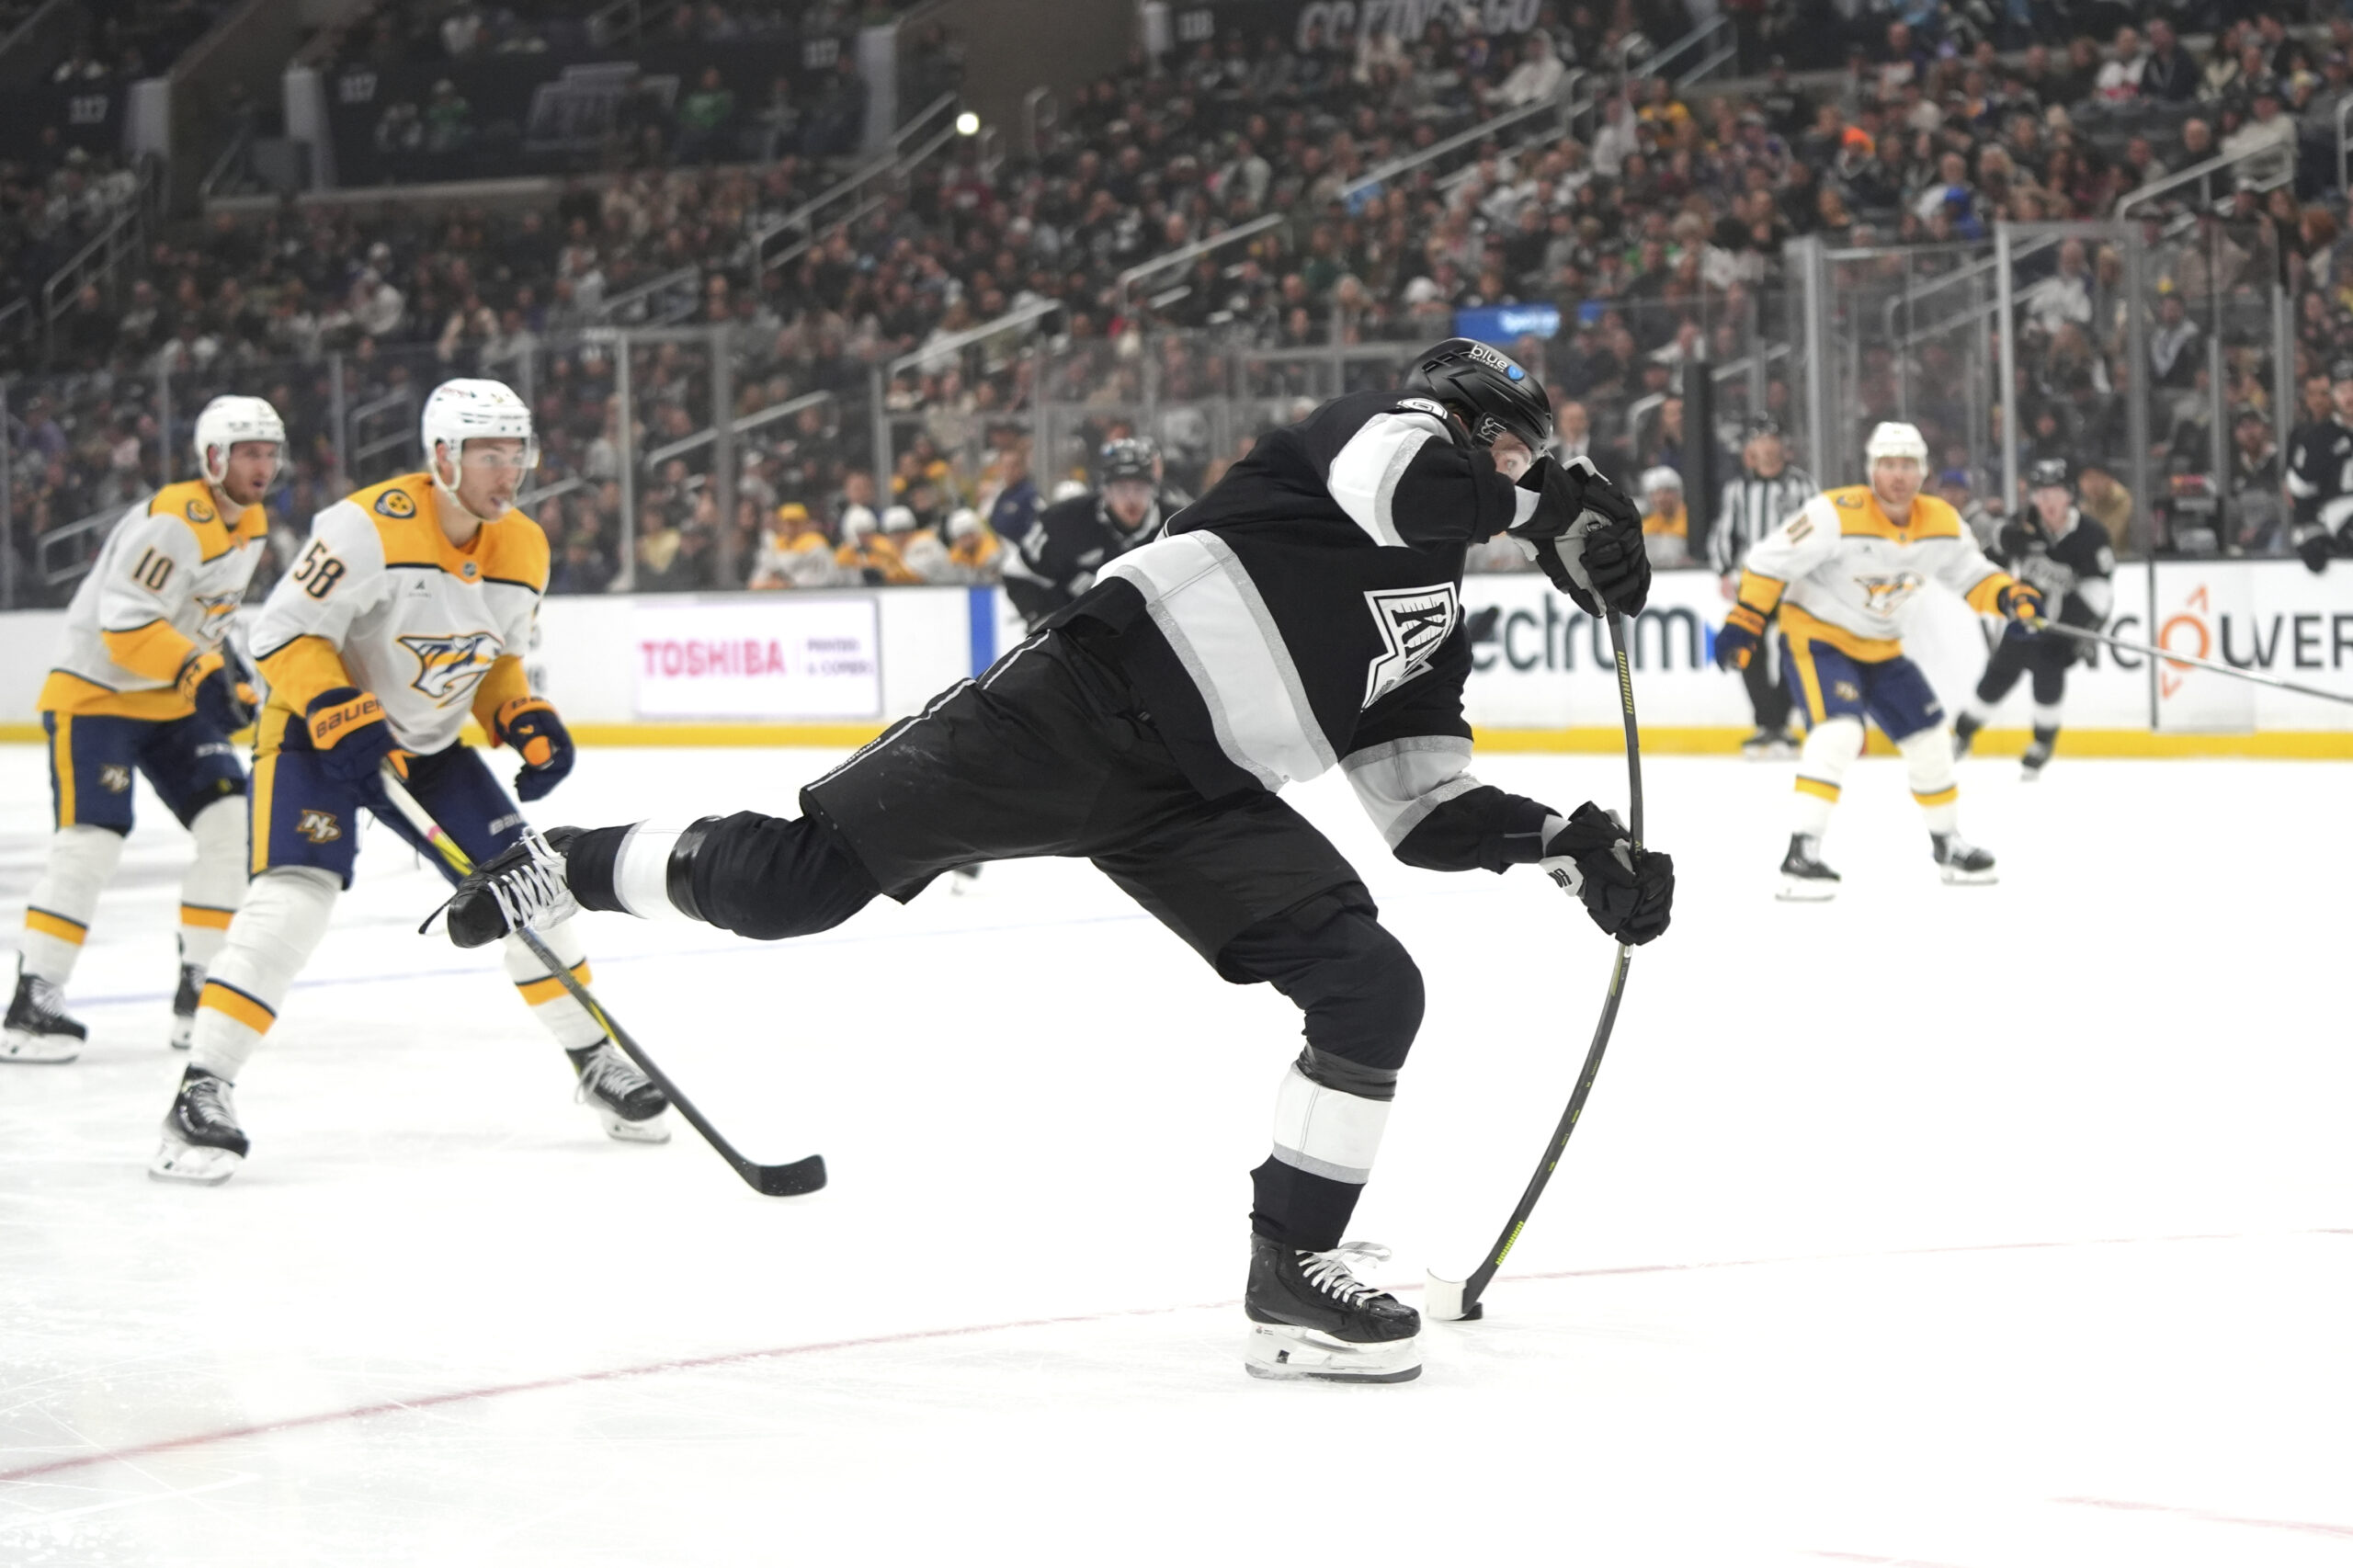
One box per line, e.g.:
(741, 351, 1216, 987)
(1710, 416, 1813, 757)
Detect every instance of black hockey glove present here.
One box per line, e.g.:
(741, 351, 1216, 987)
(495, 697, 576, 802)
(1506, 457, 1651, 617)
(2294, 522, 2337, 574)
(1539, 802, 1673, 946)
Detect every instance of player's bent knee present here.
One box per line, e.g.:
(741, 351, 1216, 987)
(1222, 894, 1425, 1073)
(1802, 715, 1865, 768)
(689, 811, 881, 941)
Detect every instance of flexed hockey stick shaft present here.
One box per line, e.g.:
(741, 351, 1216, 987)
(377, 767, 826, 1197)
(1430, 612, 1642, 1322)
(2029, 618, 2353, 707)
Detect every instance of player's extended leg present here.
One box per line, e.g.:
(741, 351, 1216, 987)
(1740, 611, 1798, 756)
(7, 713, 138, 1063)
(1867, 657, 1996, 886)
(1777, 627, 1859, 900)
(1216, 888, 1426, 1383)
(392, 745, 669, 1143)
(1954, 630, 2031, 758)
(136, 713, 252, 1051)
(2020, 635, 2071, 779)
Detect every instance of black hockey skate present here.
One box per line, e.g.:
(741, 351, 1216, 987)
(1776, 834, 1841, 902)
(1932, 832, 1998, 885)
(1244, 1235, 1421, 1383)
(170, 961, 202, 1051)
(2019, 737, 2053, 780)
(1951, 713, 1982, 758)
(1739, 728, 1798, 760)
(150, 1067, 248, 1185)
(568, 1040, 672, 1143)
(445, 829, 579, 949)
(5, 968, 85, 1063)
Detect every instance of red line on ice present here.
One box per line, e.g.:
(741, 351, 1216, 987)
(1, 1229, 2339, 1486)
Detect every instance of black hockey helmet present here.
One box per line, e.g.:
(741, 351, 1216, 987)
(2027, 457, 2073, 492)
(1098, 437, 1156, 484)
(1402, 337, 1552, 453)
(1745, 414, 1784, 438)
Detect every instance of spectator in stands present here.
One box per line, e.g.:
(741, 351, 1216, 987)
(2143, 18, 2199, 103)
(1637, 465, 1690, 567)
(674, 67, 738, 165)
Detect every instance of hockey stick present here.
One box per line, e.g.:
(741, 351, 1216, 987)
(2029, 618, 2353, 707)
(376, 767, 827, 1197)
(1426, 609, 1643, 1323)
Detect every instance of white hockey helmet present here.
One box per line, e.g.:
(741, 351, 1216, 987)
(1050, 479, 1088, 503)
(1638, 464, 1684, 496)
(881, 504, 917, 534)
(421, 378, 538, 494)
(945, 506, 982, 541)
(839, 503, 879, 542)
(1864, 421, 1928, 467)
(194, 395, 286, 491)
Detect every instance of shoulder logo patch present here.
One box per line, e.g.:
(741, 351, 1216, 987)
(398, 631, 504, 705)
(1834, 493, 1866, 509)
(375, 489, 416, 518)
(185, 498, 215, 524)
(1362, 583, 1461, 709)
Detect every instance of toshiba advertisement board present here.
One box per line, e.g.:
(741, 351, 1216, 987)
(631, 597, 882, 720)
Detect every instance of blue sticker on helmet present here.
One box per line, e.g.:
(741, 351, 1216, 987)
(1507, 366, 1524, 380)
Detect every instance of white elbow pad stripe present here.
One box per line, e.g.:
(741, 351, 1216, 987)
(1268, 1062, 1392, 1185)
(2320, 496, 2353, 530)
(1342, 734, 1479, 844)
(1326, 412, 1446, 550)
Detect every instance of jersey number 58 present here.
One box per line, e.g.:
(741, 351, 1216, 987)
(290, 540, 347, 600)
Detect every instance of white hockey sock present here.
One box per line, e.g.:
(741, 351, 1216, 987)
(176, 796, 247, 972)
(2031, 702, 2062, 736)
(1267, 1061, 1392, 1188)
(188, 868, 339, 1082)
(609, 818, 706, 920)
(1960, 698, 1993, 728)
(1899, 727, 1961, 835)
(504, 917, 607, 1050)
(20, 826, 126, 987)
(1791, 717, 1863, 838)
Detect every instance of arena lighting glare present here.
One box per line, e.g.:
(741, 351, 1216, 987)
(955, 111, 980, 135)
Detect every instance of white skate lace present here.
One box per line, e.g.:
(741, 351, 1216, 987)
(185, 1076, 238, 1132)
(26, 976, 72, 1025)
(575, 1043, 652, 1107)
(1297, 1241, 1394, 1304)
(487, 833, 572, 934)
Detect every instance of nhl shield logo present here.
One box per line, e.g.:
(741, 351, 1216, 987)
(296, 809, 342, 844)
(1361, 584, 1461, 708)
(398, 631, 504, 705)
(98, 764, 131, 793)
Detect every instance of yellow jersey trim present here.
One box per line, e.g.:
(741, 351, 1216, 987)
(350, 474, 550, 590)
(1824, 485, 1964, 542)
(152, 480, 267, 562)
(1779, 603, 1904, 664)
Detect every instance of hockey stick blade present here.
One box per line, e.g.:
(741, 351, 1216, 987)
(378, 767, 827, 1199)
(1431, 610, 1644, 1322)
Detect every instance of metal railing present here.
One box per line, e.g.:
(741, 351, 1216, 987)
(586, 0, 645, 48)
(2338, 93, 2353, 196)
(593, 265, 703, 327)
(37, 162, 157, 355)
(38, 505, 117, 588)
(2117, 140, 2295, 220)
(643, 387, 840, 470)
(1641, 15, 1739, 87)
(198, 121, 256, 204)
(1341, 72, 1588, 202)
(749, 92, 960, 274)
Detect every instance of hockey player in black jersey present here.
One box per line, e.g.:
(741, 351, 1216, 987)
(439, 339, 1672, 1385)
(1952, 460, 2114, 779)
(1002, 437, 1182, 630)
(2288, 358, 2353, 574)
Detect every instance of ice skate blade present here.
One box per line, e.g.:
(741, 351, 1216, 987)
(597, 1107, 673, 1144)
(2, 1030, 81, 1063)
(1776, 876, 1838, 903)
(1939, 866, 1999, 886)
(148, 1138, 242, 1186)
(1244, 1324, 1421, 1383)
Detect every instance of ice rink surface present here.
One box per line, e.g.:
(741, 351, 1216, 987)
(0, 740, 2347, 1565)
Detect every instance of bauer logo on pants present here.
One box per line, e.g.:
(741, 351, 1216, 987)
(296, 809, 343, 845)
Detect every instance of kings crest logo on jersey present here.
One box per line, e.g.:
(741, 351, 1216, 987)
(1361, 584, 1460, 707)
(98, 764, 131, 793)
(296, 809, 342, 845)
(375, 489, 417, 519)
(399, 631, 504, 705)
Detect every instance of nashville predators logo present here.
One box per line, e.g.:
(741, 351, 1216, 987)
(196, 591, 242, 630)
(296, 809, 342, 844)
(1857, 573, 1926, 615)
(374, 489, 417, 519)
(399, 631, 504, 706)
(98, 764, 131, 793)
(186, 498, 216, 524)
(1361, 584, 1461, 708)
(1834, 681, 1861, 702)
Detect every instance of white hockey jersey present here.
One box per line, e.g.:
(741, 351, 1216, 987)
(40, 481, 268, 719)
(1736, 484, 2015, 657)
(250, 472, 548, 756)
